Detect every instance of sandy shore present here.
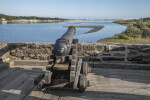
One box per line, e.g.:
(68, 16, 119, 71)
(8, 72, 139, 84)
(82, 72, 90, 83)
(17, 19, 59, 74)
(7, 19, 65, 24)
(64, 25, 104, 34)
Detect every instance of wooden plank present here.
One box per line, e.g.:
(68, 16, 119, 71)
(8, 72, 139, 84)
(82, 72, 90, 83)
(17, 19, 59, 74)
(59, 97, 86, 100)
(0, 67, 43, 89)
(19, 69, 44, 76)
(21, 72, 45, 100)
(5, 76, 35, 100)
(0, 69, 22, 89)
(14, 66, 46, 72)
(19, 68, 45, 73)
(14, 60, 49, 66)
(91, 69, 150, 85)
(42, 93, 59, 100)
(53, 64, 69, 70)
(93, 62, 150, 70)
(73, 59, 82, 89)
(0, 73, 29, 100)
(84, 68, 150, 100)
(22, 86, 45, 100)
(0, 68, 19, 80)
(93, 68, 150, 77)
(70, 56, 76, 82)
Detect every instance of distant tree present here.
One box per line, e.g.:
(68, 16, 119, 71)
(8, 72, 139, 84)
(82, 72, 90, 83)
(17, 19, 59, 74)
(0, 14, 66, 21)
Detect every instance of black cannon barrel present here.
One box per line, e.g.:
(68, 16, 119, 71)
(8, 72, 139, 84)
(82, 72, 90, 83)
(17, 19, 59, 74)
(54, 26, 76, 56)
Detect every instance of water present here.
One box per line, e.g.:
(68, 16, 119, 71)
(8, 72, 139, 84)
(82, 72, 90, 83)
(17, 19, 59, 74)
(0, 21, 127, 42)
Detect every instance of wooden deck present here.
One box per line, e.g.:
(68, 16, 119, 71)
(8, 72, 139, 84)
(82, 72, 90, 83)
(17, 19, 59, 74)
(0, 65, 150, 100)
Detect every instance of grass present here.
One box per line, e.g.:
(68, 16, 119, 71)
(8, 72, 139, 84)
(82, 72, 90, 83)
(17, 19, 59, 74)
(98, 38, 150, 44)
(98, 18, 150, 44)
(114, 20, 137, 25)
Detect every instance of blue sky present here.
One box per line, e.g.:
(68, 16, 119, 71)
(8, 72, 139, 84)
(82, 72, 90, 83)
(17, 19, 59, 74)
(0, 0, 150, 19)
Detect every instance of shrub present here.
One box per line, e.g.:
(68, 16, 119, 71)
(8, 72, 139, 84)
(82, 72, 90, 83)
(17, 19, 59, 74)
(125, 26, 142, 38)
(142, 28, 150, 38)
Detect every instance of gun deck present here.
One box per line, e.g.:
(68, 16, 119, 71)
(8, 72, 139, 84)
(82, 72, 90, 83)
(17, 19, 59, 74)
(0, 62, 150, 100)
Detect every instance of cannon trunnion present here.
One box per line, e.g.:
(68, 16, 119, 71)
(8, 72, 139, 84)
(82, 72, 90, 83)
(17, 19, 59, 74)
(35, 26, 91, 93)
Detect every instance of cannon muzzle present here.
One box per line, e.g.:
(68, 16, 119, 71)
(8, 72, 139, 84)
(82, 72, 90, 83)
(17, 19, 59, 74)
(54, 26, 76, 56)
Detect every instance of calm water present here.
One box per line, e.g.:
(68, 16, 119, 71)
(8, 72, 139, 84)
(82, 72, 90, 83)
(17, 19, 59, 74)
(0, 21, 127, 42)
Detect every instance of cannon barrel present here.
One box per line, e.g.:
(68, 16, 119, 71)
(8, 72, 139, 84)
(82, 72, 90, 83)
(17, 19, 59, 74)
(54, 26, 76, 56)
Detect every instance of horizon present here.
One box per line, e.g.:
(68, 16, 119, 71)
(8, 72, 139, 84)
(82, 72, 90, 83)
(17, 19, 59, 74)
(0, 13, 143, 20)
(0, 0, 150, 19)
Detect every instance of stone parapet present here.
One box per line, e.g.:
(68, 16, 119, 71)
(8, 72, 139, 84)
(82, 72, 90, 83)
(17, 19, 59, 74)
(79, 43, 150, 64)
(0, 42, 150, 64)
(8, 42, 53, 60)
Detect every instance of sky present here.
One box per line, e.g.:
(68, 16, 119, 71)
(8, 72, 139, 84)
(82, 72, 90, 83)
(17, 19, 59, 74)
(0, 0, 150, 19)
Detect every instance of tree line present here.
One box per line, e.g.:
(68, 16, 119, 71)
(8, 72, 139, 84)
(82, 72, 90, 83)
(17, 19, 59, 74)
(0, 14, 66, 21)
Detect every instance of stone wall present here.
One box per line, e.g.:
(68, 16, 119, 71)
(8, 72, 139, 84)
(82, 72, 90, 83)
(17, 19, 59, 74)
(1, 42, 150, 64)
(0, 42, 8, 55)
(79, 43, 150, 64)
(0, 42, 9, 63)
(8, 43, 53, 60)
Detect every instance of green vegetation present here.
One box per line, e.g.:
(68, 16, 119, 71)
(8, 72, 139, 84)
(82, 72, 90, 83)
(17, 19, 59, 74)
(0, 14, 65, 21)
(99, 38, 150, 44)
(114, 19, 137, 25)
(98, 17, 150, 44)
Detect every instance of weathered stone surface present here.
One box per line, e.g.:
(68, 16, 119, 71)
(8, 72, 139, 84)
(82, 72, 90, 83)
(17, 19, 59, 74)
(6, 43, 150, 64)
(8, 43, 53, 60)
(1, 42, 150, 64)
(127, 45, 138, 50)
(102, 57, 124, 61)
(128, 55, 143, 61)
(138, 45, 150, 53)
(101, 53, 111, 56)
(78, 43, 105, 56)
(8, 43, 27, 50)
(128, 51, 138, 55)
(83, 56, 101, 61)
(109, 45, 125, 51)
(95, 45, 105, 51)
(143, 55, 150, 61)
(113, 53, 125, 57)
(0, 43, 9, 57)
(0, 58, 2, 64)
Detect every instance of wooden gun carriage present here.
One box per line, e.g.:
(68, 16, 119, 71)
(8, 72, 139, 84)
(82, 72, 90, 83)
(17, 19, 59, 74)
(35, 26, 91, 93)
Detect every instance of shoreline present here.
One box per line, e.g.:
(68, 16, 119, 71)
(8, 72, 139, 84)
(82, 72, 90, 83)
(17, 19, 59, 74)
(0, 19, 66, 24)
(113, 20, 137, 25)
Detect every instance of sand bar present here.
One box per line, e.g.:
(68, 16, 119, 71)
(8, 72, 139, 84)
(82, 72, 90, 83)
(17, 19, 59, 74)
(64, 25, 104, 34)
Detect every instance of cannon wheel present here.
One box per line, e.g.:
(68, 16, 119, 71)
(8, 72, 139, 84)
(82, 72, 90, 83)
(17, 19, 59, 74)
(82, 62, 88, 76)
(79, 75, 87, 93)
(37, 84, 46, 92)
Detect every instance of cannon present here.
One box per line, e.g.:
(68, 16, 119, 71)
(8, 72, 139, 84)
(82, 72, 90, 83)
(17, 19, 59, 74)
(53, 26, 76, 56)
(35, 26, 91, 93)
